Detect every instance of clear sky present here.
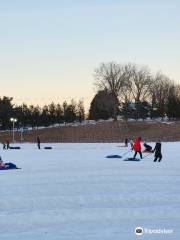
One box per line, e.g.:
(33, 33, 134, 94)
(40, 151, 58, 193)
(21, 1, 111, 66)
(0, 0, 180, 110)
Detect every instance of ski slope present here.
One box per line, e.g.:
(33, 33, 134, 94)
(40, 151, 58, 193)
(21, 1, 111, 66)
(0, 143, 180, 240)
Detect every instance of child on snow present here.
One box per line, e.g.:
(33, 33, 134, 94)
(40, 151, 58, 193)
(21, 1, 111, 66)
(143, 143, 153, 153)
(130, 139, 134, 149)
(0, 157, 5, 168)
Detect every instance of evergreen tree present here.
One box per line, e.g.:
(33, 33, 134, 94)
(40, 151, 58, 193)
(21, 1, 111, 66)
(65, 100, 77, 123)
(167, 86, 180, 119)
(0, 96, 14, 129)
(41, 105, 49, 126)
(48, 102, 56, 125)
(55, 103, 63, 125)
(89, 90, 119, 120)
(77, 100, 85, 123)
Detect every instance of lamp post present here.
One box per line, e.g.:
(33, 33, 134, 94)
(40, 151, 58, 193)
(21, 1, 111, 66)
(10, 118, 17, 143)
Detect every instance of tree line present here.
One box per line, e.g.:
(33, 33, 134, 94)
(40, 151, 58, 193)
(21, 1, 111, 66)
(0, 97, 85, 130)
(1, 61, 179, 130)
(89, 62, 180, 121)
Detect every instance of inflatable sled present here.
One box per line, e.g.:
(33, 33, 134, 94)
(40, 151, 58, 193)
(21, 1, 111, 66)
(106, 155, 122, 159)
(9, 146, 21, 150)
(124, 158, 141, 161)
(0, 163, 21, 170)
(142, 150, 153, 153)
(117, 145, 128, 148)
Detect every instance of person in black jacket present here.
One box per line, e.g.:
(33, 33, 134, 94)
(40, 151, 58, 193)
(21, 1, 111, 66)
(6, 140, 10, 149)
(37, 136, 41, 149)
(2, 142, 6, 150)
(153, 141, 162, 162)
(143, 143, 153, 152)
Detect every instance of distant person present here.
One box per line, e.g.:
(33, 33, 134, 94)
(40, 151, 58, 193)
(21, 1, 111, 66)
(2, 142, 6, 150)
(143, 143, 153, 152)
(132, 137, 142, 159)
(0, 157, 5, 168)
(153, 141, 162, 162)
(125, 138, 128, 147)
(37, 136, 41, 149)
(130, 139, 134, 149)
(6, 140, 10, 149)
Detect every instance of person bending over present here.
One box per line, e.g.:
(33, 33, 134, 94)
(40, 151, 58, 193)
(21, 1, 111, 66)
(143, 143, 153, 152)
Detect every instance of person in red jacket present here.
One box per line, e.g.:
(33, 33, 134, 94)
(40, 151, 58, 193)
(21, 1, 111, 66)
(133, 137, 142, 159)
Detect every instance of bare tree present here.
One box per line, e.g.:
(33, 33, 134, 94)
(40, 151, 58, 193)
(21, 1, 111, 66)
(174, 84, 180, 99)
(127, 64, 152, 119)
(93, 62, 180, 121)
(94, 62, 130, 121)
(150, 72, 172, 119)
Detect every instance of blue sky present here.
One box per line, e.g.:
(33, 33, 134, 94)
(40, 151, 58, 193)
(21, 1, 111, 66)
(0, 0, 180, 109)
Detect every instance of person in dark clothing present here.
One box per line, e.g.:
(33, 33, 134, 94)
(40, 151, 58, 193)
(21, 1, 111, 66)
(125, 138, 128, 147)
(153, 141, 162, 162)
(3, 142, 6, 150)
(143, 143, 153, 152)
(37, 136, 41, 149)
(6, 140, 10, 149)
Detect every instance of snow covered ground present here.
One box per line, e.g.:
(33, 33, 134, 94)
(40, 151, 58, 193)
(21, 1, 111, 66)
(0, 143, 180, 240)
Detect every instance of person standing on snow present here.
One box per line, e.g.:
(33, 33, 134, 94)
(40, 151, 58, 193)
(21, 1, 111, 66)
(6, 140, 10, 149)
(37, 136, 41, 149)
(153, 141, 162, 162)
(2, 142, 6, 150)
(133, 137, 142, 159)
(130, 139, 134, 149)
(125, 138, 128, 147)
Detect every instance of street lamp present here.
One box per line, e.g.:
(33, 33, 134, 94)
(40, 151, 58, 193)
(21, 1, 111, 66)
(10, 118, 17, 143)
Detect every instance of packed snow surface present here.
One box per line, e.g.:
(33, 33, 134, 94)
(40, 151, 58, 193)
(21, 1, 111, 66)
(0, 143, 180, 240)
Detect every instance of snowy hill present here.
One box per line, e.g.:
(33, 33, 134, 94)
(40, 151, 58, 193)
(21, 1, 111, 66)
(1, 121, 180, 143)
(0, 143, 180, 239)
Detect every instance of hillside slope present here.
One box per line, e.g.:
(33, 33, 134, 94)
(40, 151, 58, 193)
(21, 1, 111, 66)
(1, 121, 180, 143)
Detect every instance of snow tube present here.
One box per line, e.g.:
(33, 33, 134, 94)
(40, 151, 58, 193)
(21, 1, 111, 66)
(44, 147, 52, 150)
(9, 147, 21, 150)
(0, 163, 21, 170)
(106, 155, 122, 158)
(124, 158, 141, 161)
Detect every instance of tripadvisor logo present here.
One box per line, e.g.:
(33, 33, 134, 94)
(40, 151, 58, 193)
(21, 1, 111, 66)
(135, 227, 144, 236)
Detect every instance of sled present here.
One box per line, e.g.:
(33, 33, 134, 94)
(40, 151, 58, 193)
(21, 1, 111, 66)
(9, 146, 21, 150)
(44, 147, 52, 150)
(0, 163, 21, 170)
(142, 150, 153, 153)
(117, 145, 128, 148)
(124, 158, 141, 161)
(106, 155, 122, 159)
